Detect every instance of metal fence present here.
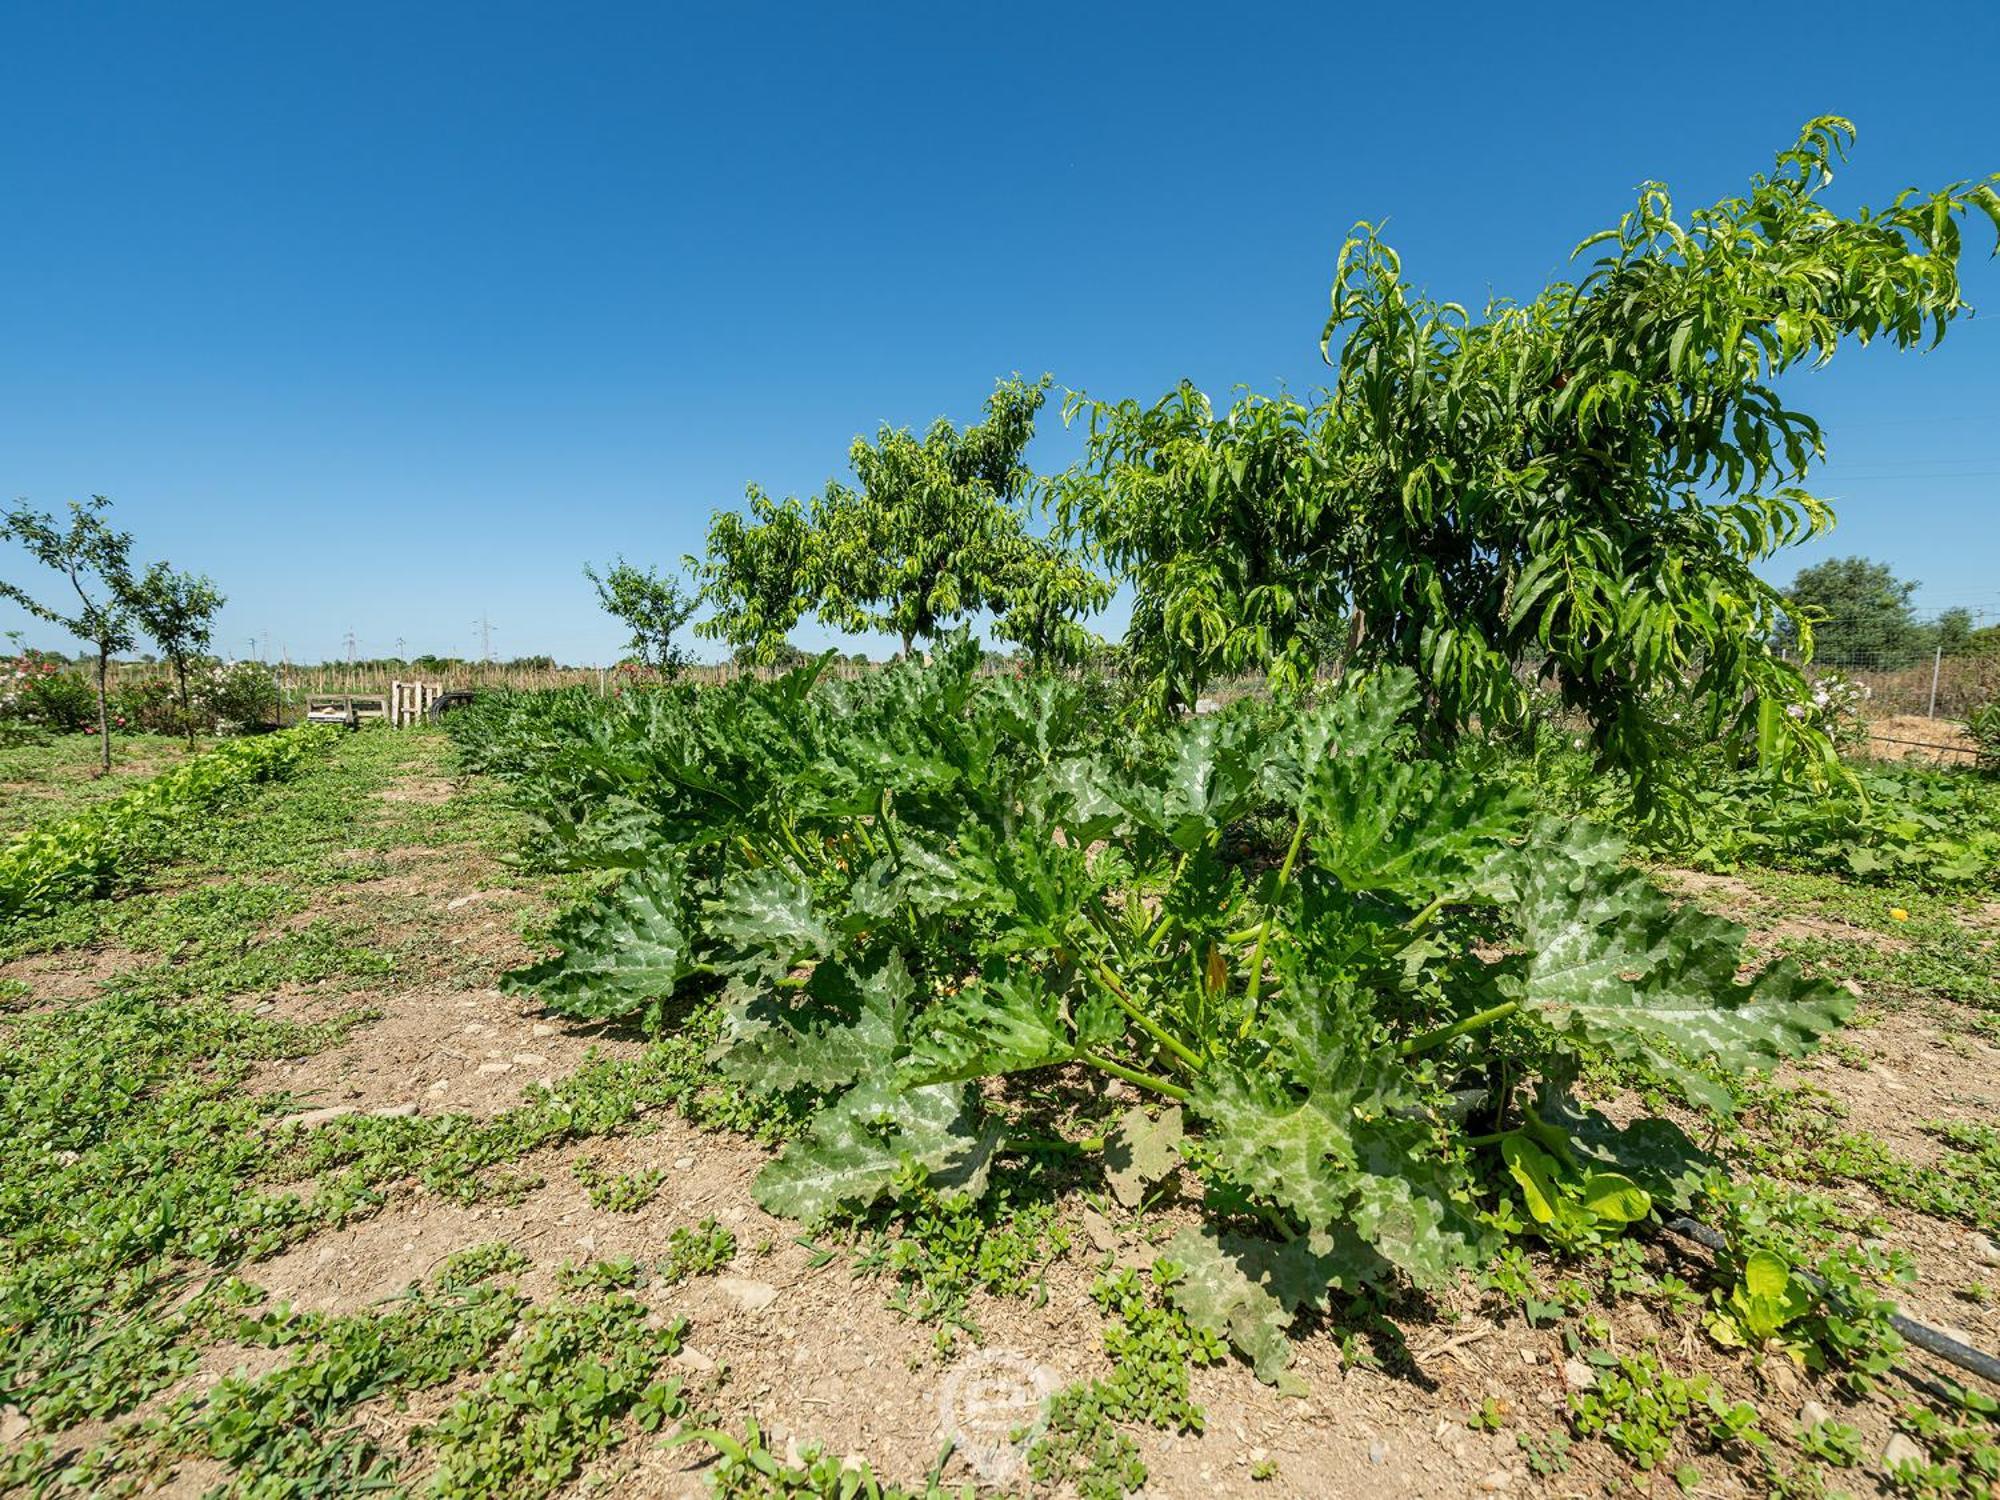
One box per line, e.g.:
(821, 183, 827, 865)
(1794, 649, 2000, 721)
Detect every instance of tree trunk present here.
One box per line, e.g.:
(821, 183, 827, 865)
(95, 649, 111, 776)
(900, 631, 913, 661)
(174, 658, 194, 747)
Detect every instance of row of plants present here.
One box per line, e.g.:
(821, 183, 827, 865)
(1519, 731, 2000, 891)
(0, 724, 337, 921)
(2, 648, 278, 739)
(452, 643, 1858, 1384)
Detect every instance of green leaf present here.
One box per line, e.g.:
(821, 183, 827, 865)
(1285, 673, 1524, 905)
(1533, 1091, 1712, 1210)
(1501, 1135, 1563, 1225)
(752, 1080, 995, 1221)
(1192, 1064, 1358, 1232)
(898, 963, 1083, 1084)
(1576, 1173, 1650, 1225)
(721, 949, 913, 1093)
(843, 843, 981, 929)
(1508, 821, 1852, 1111)
(1192, 981, 1485, 1286)
(501, 863, 695, 1021)
(1742, 1249, 1791, 1302)
(1114, 708, 1272, 851)
(1346, 1130, 1492, 1288)
(1164, 1223, 1389, 1385)
(706, 864, 833, 964)
(1163, 1226, 1297, 1386)
(951, 823, 1097, 952)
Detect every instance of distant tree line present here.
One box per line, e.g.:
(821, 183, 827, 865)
(1778, 556, 1994, 666)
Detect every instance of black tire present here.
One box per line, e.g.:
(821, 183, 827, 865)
(426, 691, 477, 723)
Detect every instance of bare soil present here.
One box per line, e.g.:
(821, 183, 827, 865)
(1860, 714, 1981, 766)
(10, 752, 1998, 1498)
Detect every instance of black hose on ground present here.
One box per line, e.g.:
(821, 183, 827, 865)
(1660, 1215, 2000, 1388)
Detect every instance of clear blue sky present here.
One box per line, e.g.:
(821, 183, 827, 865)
(4, 1, 1998, 665)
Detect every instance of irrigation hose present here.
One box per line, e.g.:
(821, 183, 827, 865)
(1660, 1215, 2000, 1388)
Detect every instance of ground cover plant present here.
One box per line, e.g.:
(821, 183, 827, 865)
(0, 730, 213, 839)
(0, 725, 336, 921)
(1521, 737, 2000, 890)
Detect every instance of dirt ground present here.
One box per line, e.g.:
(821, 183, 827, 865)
(1860, 714, 1982, 766)
(8, 743, 1999, 1498)
(203, 773, 1556, 1498)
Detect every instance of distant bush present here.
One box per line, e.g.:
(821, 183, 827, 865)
(199, 662, 279, 733)
(107, 677, 182, 735)
(0, 652, 96, 732)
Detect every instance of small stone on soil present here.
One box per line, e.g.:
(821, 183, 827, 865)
(1883, 1433, 1925, 1468)
(717, 1277, 780, 1312)
(277, 1106, 355, 1129)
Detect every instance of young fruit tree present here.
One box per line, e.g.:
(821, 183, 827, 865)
(690, 487, 817, 667)
(813, 373, 1053, 658)
(584, 558, 698, 680)
(991, 530, 1112, 670)
(1061, 118, 2000, 788)
(0, 497, 137, 774)
(125, 562, 226, 745)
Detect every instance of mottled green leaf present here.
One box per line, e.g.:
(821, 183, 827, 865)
(721, 949, 913, 1093)
(1163, 1226, 1296, 1385)
(706, 864, 833, 964)
(1163, 1223, 1388, 1385)
(899, 964, 1081, 1084)
(753, 1080, 993, 1221)
(1347, 1126, 1491, 1287)
(501, 862, 694, 1020)
(1509, 821, 1852, 1111)
(1191, 1064, 1357, 1232)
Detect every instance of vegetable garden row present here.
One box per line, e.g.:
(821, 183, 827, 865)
(454, 643, 1884, 1388)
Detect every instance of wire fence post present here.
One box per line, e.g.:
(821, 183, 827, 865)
(1927, 645, 1943, 719)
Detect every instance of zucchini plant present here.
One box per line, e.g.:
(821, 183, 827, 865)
(486, 645, 1850, 1380)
